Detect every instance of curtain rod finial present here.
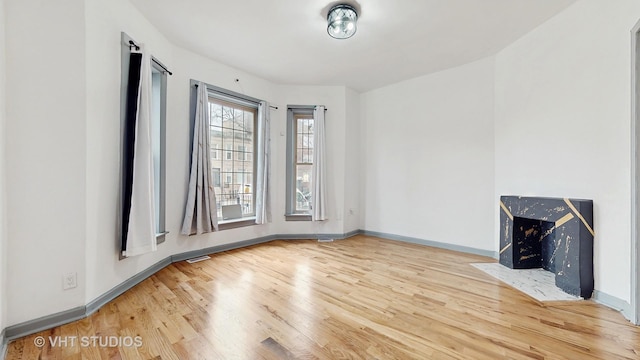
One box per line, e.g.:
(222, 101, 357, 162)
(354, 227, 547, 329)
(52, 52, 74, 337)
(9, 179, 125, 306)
(128, 40, 140, 51)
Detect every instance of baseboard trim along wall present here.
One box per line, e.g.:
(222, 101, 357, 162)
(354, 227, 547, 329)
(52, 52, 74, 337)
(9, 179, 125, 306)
(362, 230, 499, 259)
(592, 290, 634, 323)
(2, 231, 357, 341)
(170, 235, 276, 263)
(85, 257, 172, 316)
(2, 229, 632, 341)
(4, 306, 86, 340)
(1, 329, 7, 360)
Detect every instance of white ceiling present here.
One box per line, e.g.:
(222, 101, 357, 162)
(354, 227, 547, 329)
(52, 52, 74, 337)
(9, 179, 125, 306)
(129, 0, 578, 92)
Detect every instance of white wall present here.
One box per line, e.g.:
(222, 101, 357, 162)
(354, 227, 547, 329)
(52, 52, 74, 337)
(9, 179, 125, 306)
(4, 0, 87, 324)
(361, 57, 495, 252)
(344, 88, 361, 233)
(0, 0, 7, 335)
(495, 0, 640, 303)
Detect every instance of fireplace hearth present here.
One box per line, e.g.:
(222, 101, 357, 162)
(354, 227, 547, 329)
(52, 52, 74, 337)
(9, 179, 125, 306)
(499, 196, 594, 299)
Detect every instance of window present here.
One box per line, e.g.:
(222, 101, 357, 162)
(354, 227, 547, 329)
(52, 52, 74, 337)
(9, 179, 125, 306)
(225, 144, 232, 160)
(212, 144, 219, 159)
(120, 32, 167, 246)
(208, 91, 257, 223)
(150, 64, 167, 240)
(286, 106, 315, 220)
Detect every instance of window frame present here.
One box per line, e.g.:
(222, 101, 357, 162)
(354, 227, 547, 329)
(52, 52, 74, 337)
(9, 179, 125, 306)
(285, 106, 316, 221)
(189, 79, 260, 230)
(150, 61, 167, 243)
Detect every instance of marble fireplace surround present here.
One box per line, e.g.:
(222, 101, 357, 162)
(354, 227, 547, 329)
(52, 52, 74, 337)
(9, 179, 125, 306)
(499, 196, 594, 299)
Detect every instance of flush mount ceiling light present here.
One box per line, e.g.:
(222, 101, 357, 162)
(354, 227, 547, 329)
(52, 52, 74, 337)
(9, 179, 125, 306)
(327, 4, 358, 39)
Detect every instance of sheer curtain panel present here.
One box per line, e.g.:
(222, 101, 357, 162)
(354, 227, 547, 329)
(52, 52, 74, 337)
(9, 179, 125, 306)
(181, 82, 219, 235)
(311, 106, 327, 221)
(121, 45, 158, 257)
(255, 101, 272, 224)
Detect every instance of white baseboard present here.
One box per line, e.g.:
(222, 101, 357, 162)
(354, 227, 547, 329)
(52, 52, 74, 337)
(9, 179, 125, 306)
(592, 290, 634, 323)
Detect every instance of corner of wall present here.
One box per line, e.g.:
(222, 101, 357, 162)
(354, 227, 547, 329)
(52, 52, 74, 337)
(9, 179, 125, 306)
(630, 16, 640, 326)
(0, 0, 7, 339)
(343, 87, 362, 233)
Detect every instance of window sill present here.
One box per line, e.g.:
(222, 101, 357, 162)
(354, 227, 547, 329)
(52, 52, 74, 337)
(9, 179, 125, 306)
(218, 216, 257, 230)
(156, 231, 168, 244)
(285, 214, 312, 222)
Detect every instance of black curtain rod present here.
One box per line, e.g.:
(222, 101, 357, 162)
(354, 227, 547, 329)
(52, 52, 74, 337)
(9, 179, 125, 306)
(128, 40, 173, 76)
(259, 102, 279, 110)
(152, 58, 173, 76)
(289, 105, 328, 111)
(194, 83, 278, 109)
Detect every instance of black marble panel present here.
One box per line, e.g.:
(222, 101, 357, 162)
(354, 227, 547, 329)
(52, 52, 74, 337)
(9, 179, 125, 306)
(540, 223, 557, 273)
(499, 196, 594, 299)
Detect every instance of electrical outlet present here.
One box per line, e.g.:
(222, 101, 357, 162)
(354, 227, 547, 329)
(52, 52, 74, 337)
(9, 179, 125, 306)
(63, 272, 77, 290)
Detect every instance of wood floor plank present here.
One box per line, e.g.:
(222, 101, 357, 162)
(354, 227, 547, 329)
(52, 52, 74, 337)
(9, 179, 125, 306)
(5, 235, 640, 359)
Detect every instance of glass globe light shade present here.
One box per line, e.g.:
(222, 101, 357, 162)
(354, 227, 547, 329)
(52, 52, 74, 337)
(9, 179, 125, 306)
(327, 4, 358, 39)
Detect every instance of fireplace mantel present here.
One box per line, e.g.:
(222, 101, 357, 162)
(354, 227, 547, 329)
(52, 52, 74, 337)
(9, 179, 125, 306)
(499, 196, 594, 299)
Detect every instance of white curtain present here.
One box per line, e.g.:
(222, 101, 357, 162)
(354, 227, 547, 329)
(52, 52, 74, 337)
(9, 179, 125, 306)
(181, 82, 219, 235)
(255, 101, 271, 224)
(124, 45, 157, 257)
(311, 106, 327, 221)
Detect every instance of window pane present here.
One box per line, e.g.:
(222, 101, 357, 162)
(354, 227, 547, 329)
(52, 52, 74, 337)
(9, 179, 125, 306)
(208, 95, 257, 220)
(212, 168, 221, 188)
(294, 116, 314, 166)
(151, 71, 162, 233)
(245, 111, 254, 133)
(210, 103, 223, 127)
(232, 108, 239, 125)
(297, 149, 303, 163)
(222, 107, 233, 129)
(296, 164, 313, 212)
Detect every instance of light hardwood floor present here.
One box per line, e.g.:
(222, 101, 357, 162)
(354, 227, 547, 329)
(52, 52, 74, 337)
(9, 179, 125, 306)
(6, 235, 640, 359)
